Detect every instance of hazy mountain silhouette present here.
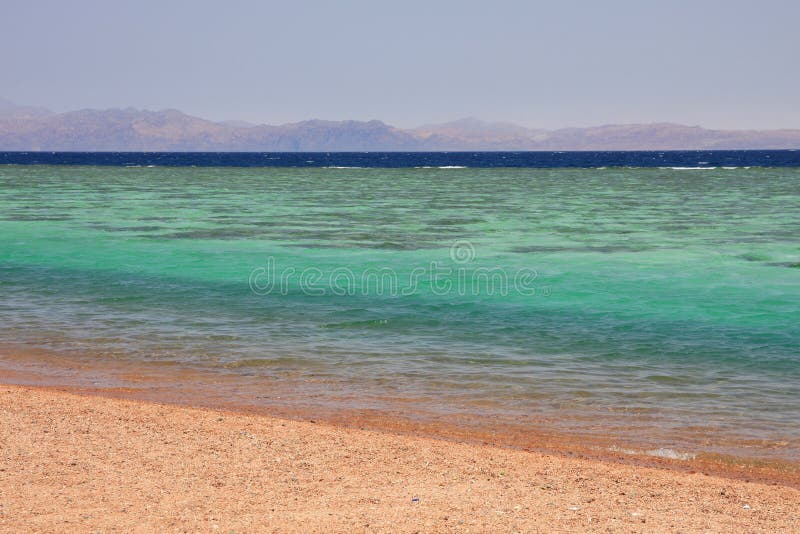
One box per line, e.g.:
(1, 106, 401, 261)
(1, 99, 799, 151)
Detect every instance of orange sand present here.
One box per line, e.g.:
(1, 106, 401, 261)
(1, 385, 798, 532)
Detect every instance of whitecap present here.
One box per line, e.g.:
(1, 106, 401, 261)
(667, 167, 717, 170)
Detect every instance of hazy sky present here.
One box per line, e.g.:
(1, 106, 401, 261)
(2, 0, 798, 129)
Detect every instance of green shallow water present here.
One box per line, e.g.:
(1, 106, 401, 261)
(1, 165, 799, 458)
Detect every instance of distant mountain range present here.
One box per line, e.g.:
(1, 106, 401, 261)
(2, 98, 799, 151)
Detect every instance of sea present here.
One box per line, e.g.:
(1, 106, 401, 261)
(1, 151, 799, 462)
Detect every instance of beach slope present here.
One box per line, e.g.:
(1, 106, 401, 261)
(0, 385, 797, 532)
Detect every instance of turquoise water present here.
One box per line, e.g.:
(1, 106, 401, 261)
(1, 165, 799, 458)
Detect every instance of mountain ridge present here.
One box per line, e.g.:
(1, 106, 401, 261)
(1, 99, 799, 151)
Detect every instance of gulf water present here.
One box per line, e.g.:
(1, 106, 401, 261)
(1, 154, 799, 459)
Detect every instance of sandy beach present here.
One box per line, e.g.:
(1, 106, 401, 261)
(0, 385, 797, 532)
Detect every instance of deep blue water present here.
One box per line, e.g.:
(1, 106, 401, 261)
(2, 150, 800, 167)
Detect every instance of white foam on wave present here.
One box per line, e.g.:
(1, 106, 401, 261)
(647, 448, 697, 460)
(662, 166, 717, 170)
(608, 445, 696, 461)
(415, 165, 468, 169)
(324, 166, 365, 169)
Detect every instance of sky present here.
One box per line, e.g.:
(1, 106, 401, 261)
(1, 0, 799, 130)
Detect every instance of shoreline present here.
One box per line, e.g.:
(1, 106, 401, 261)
(2, 383, 799, 532)
(1, 350, 799, 491)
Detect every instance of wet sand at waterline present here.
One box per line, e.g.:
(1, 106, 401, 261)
(1, 385, 798, 532)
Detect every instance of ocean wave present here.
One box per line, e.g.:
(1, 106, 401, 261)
(608, 445, 696, 461)
(414, 166, 468, 169)
(661, 166, 717, 170)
